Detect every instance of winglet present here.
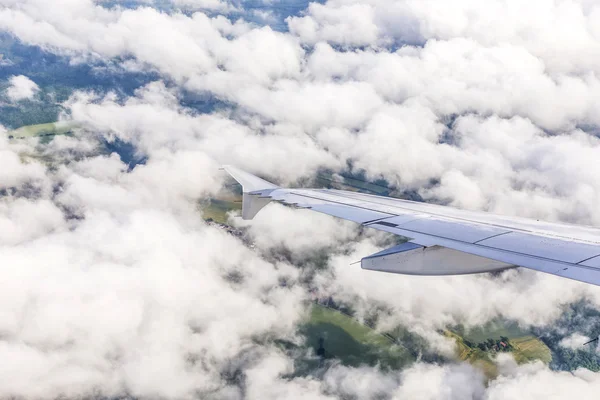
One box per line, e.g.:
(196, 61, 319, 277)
(222, 165, 279, 220)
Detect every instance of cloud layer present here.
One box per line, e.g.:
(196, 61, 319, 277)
(1, 0, 600, 398)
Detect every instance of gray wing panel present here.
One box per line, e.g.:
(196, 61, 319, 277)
(308, 204, 391, 224)
(321, 189, 600, 244)
(476, 232, 600, 264)
(581, 256, 600, 268)
(267, 188, 600, 286)
(223, 167, 600, 286)
(392, 217, 511, 244)
(268, 190, 394, 224)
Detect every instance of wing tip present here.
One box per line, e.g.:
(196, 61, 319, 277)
(222, 165, 278, 220)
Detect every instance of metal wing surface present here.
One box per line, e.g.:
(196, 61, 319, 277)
(223, 165, 600, 286)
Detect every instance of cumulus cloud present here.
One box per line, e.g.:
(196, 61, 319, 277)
(0, 135, 50, 193)
(0, 148, 309, 399)
(288, 3, 380, 47)
(393, 362, 485, 399)
(233, 204, 358, 256)
(487, 355, 600, 400)
(66, 81, 339, 182)
(1, 0, 600, 398)
(170, 0, 239, 13)
(312, 237, 600, 334)
(5, 75, 39, 101)
(559, 333, 592, 350)
(289, 0, 600, 76)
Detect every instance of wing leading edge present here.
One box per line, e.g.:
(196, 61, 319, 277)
(222, 166, 600, 286)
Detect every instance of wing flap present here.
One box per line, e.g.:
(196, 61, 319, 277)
(361, 243, 513, 275)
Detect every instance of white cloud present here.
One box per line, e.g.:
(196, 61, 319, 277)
(559, 333, 592, 350)
(5, 75, 39, 101)
(323, 365, 401, 399)
(67, 82, 340, 183)
(288, 0, 600, 76)
(0, 198, 65, 246)
(234, 203, 358, 256)
(244, 352, 334, 400)
(0, 154, 308, 399)
(170, 0, 240, 13)
(393, 362, 485, 400)
(1, 0, 600, 397)
(315, 237, 600, 333)
(288, 2, 379, 47)
(0, 135, 50, 192)
(487, 355, 600, 400)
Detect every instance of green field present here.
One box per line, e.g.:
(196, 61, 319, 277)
(446, 330, 499, 378)
(201, 198, 241, 224)
(300, 304, 414, 370)
(453, 320, 552, 367)
(7, 121, 76, 139)
(446, 329, 552, 379)
(510, 335, 552, 364)
(459, 320, 530, 343)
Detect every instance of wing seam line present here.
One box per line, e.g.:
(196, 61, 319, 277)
(473, 231, 512, 244)
(576, 254, 600, 265)
(277, 192, 396, 218)
(360, 217, 392, 225)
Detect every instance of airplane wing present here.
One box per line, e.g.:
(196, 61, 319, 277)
(222, 165, 600, 286)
